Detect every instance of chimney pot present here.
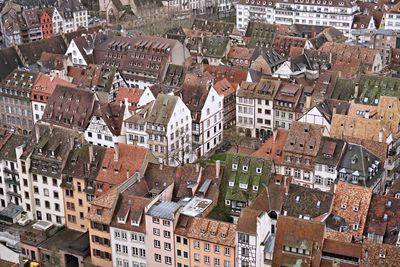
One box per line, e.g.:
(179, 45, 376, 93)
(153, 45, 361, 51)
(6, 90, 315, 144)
(216, 160, 220, 179)
(114, 143, 119, 161)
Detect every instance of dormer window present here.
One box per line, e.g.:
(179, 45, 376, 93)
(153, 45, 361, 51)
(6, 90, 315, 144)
(201, 228, 206, 234)
(131, 219, 139, 226)
(242, 165, 248, 172)
(211, 231, 216, 236)
(353, 224, 359, 231)
(117, 217, 125, 223)
(341, 204, 347, 209)
(256, 168, 262, 174)
(395, 193, 400, 199)
(353, 206, 359, 212)
(253, 185, 258, 191)
(379, 253, 386, 259)
(232, 164, 237, 171)
(96, 209, 103, 216)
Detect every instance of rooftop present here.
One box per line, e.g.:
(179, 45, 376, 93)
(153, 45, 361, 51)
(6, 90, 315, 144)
(146, 201, 181, 220)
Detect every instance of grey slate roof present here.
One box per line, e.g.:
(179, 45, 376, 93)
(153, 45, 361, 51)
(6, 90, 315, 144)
(147, 201, 181, 220)
(146, 94, 178, 125)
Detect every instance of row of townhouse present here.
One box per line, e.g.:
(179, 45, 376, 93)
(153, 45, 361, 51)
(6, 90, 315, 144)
(0, 0, 88, 47)
(236, 0, 360, 38)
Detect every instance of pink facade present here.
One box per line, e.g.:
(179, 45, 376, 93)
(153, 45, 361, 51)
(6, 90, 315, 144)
(21, 243, 40, 263)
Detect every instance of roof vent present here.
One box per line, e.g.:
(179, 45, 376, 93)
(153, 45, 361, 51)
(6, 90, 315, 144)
(295, 196, 300, 203)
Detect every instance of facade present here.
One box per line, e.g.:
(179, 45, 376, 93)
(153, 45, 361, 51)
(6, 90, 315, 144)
(236, 0, 359, 38)
(19, 124, 82, 225)
(52, 0, 88, 34)
(61, 144, 105, 232)
(236, 78, 279, 138)
(383, 3, 400, 31)
(212, 78, 237, 128)
(181, 73, 224, 157)
(282, 122, 323, 188)
(0, 70, 38, 134)
(145, 201, 181, 267)
(38, 8, 53, 39)
(110, 195, 151, 267)
(314, 137, 345, 191)
(186, 217, 236, 267)
(273, 82, 303, 131)
(84, 102, 129, 148)
(0, 132, 25, 209)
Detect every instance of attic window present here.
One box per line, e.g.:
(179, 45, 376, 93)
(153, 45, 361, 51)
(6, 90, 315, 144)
(131, 219, 139, 226)
(379, 253, 386, 259)
(295, 196, 300, 202)
(395, 193, 400, 199)
(253, 185, 258, 191)
(256, 168, 262, 174)
(341, 204, 347, 209)
(353, 206, 359, 212)
(232, 164, 238, 171)
(96, 209, 103, 216)
(117, 217, 125, 223)
(243, 165, 248, 172)
(353, 224, 359, 231)
(211, 231, 216, 236)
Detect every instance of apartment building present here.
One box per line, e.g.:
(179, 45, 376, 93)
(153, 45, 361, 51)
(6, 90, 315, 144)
(383, 2, 400, 31)
(125, 102, 154, 147)
(0, 70, 39, 134)
(314, 137, 345, 191)
(181, 73, 224, 157)
(66, 34, 190, 89)
(273, 82, 303, 130)
(236, 78, 280, 138)
(145, 201, 181, 267)
(282, 122, 324, 188)
(0, 131, 25, 209)
(175, 215, 191, 267)
(61, 144, 105, 232)
(19, 124, 82, 224)
(31, 74, 76, 123)
(22, 8, 43, 42)
(110, 195, 151, 267)
(38, 8, 53, 39)
(84, 102, 130, 148)
(236, 0, 359, 38)
(52, 0, 88, 34)
(212, 79, 237, 129)
(187, 217, 236, 267)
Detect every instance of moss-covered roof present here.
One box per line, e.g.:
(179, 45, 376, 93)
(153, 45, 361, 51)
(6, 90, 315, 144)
(224, 153, 272, 204)
(202, 36, 229, 58)
(357, 75, 400, 105)
(245, 21, 276, 48)
(331, 78, 357, 101)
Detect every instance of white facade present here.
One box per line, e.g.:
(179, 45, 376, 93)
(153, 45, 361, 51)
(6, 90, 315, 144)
(126, 123, 148, 148)
(32, 101, 47, 124)
(52, 7, 88, 35)
(383, 12, 400, 31)
(52, 8, 64, 35)
(138, 88, 156, 108)
(236, 96, 255, 137)
(65, 39, 88, 66)
(111, 227, 147, 267)
(297, 107, 330, 136)
(314, 163, 337, 191)
(255, 98, 274, 139)
(0, 152, 22, 210)
(236, 0, 359, 38)
(195, 87, 224, 157)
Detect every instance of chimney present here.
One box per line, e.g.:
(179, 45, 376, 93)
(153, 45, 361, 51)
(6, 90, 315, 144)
(329, 52, 333, 64)
(196, 163, 200, 173)
(114, 143, 119, 161)
(159, 157, 163, 170)
(215, 160, 221, 179)
(273, 129, 278, 142)
(305, 96, 312, 109)
(49, 125, 53, 136)
(378, 129, 383, 143)
(126, 169, 130, 179)
(354, 84, 359, 98)
(35, 124, 40, 143)
(364, 110, 369, 119)
(123, 97, 130, 119)
(88, 145, 93, 163)
(284, 176, 291, 195)
(332, 106, 337, 115)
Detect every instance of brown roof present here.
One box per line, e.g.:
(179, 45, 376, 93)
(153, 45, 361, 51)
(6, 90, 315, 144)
(236, 207, 263, 235)
(93, 102, 126, 136)
(377, 96, 400, 137)
(227, 46, 254, 61)
(237, 78, 280, 99)
(329, 181, 373, 239)
(352, 14, 373, 29)
(110, 193, 151, 233)
(42, 86, 96, 131)
(212, 78, 235, 97)
(87, 186, 119, 224)
(96, 144, 149, 194)
(321, 238, 362, 266)
(330, 114, 391, 143)
(273, 35, 307, 57)
(203, 64, 247, 89)
(115, 87, 144, 110)
(252, 129, 288, 165)
(273, 216, 325, 267)
(361, 240, 400, 266)
(187, 217, 236, 247)
(38, 52, 67, 71)
(348, 102, 378, 118)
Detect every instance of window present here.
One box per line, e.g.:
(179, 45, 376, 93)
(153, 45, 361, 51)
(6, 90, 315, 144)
(154, 240, 160, 248)
(214, 258, 220, 266)
(194, 253, 200, 262)
(205, 243, 210, 251)
(155, 254, 161, 262)
(153, 228, 160, 236)
(194, 241, 200, 249)
(224, 261, 231, 267)
(164, 242, 171, 251)
(164, 230, 171, 238)
(163, 220, 170, 226)
(214, 245, 220, 253)
(176, 236, 181, 243)
(165, 256, 172, 265)
(224, 247, 230, 256)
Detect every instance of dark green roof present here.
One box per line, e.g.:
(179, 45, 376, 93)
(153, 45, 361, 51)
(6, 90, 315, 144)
(357, 75, 400, 105)
(202, 36, 229, 58)
(331, 78, 357, 101)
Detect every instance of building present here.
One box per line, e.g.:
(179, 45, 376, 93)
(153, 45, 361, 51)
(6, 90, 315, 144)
(115, 87, 155, 113)
(236, 0, 359, 38)
(145, 94, 193, 166)
(212, 78, 236, 129)
(125, 102, 154, 147)
(0, 131, 25, 209)
(181, 73, 224, 157)
(383, 2, 400, 31)
(52, 0, 88, 34)
(145, 201, 181, 267)
(186, 217, 236, 267)
(110, 194, 151, 267)
(84, 102, 129, 148)
(0, 70, 39, 134)
(31, 74, 76, 123)
(272, 216, 325, 266)
(61, 144, 105, 232)
(337, 143, 383, 192)
(281, 122, 323, 188)
(224, 153, 272, 216)
(41, 86, 97, 132)
(38, 8, 53, 39)
(19, 123, 82, 224)
(273, 82, 303, 130)
(236, 78, 280, 138)
(314, 137, 346, 191)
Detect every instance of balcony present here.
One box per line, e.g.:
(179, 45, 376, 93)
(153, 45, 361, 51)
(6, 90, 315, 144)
(3, 167, 18, 175)
(6, 190, 21, 198)
(5, 178, 19, 186)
